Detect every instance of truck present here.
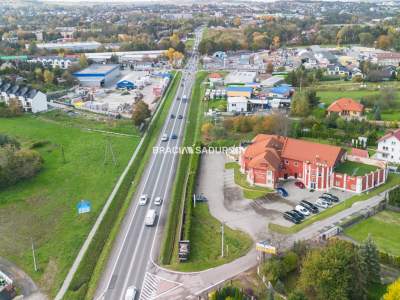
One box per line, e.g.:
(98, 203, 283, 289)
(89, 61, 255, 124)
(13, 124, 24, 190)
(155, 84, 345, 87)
(144, 209, 157, 226)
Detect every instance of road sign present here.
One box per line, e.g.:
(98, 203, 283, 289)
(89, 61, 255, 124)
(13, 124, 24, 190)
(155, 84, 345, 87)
(256, 241, 277, 255)
(77, 200, 91, 214)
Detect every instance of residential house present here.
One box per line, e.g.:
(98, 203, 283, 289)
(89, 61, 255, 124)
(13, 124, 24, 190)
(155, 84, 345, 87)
(0, 80, 47, 113)
(327, 98, 364, 120)
(326, 64, 350, 77)
(227, 96, 248, 113)
(240, 134, 387, 193)
(376, 129, 400, 164)
(28, 56, 77, 69)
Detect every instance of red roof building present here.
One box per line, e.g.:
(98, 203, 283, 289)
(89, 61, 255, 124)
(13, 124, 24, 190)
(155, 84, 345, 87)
(240, 134, 387, 193)
(327, 98, 365, 120)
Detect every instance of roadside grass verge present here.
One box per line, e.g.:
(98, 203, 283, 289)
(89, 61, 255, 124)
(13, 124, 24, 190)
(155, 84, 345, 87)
(268, 174, 400, 235)
(225, 162, 273, 199)
(166, 203, 252, 272)
(161, 71, 252, 271)
(0, 113, 140, 297)
(344, 210, 400, 256)
(65, 71, 181, 300)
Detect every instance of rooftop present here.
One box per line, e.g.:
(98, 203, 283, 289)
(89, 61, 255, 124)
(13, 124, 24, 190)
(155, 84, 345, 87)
(334, 161, 378, 177)
(73, 64, 119, 76)
(327, 98, 364, 113)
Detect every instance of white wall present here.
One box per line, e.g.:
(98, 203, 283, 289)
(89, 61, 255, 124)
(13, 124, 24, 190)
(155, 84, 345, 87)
(377, 136, 400, 164)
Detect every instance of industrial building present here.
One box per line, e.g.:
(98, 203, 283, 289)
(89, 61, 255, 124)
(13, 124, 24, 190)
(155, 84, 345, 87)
(73, 64, 120, 87)
(34, 41, 102, 51)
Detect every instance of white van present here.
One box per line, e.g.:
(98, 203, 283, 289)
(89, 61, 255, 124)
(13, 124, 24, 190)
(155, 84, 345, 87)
(125, 286, 138, 300)
(145, 209, 157, 226)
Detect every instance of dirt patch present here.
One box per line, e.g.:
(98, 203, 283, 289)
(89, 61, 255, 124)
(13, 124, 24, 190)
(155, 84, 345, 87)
(38, 259, 58, 295)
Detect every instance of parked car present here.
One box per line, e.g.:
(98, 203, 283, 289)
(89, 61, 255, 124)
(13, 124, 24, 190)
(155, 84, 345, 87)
(290, 210, 305, 220)
(170, 114, 175, 119)
(295, 181, 305, 189)
(161, 134, 169, 142)
(300, 200, 319, 213)
(319, 196, 333, 205)
(139, 194, 149, 206)
(154, 196, 162, 206)
(322, 193, 339, 202)
(277, 187, 289, 197)
(315, 198, 329, 208)
(283, 212, 300, 224)
(295, 205, 311, 216)
(171, 133, 178, 139)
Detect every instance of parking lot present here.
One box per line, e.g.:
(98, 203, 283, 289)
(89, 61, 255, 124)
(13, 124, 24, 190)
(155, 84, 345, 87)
(196, 153, 354, 238)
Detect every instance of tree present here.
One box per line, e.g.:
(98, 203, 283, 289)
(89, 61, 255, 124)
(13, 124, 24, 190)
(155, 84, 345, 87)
(201, 122, 214, 141)
(377, 35, 391, 50)
(384, 278, 400, 300)
(43, 69, 54, 84)
(359, 32, 374, 47)
(374, 105, 381, 120)
(233, 17, 241, 27)
(291, 92, 311, 117)
(358, 235, 381, 285)
(131, 100, 151, 126)
(287, 291, 308, 300)
(272, 36, 280, 49)
(79, 54, 88, 68)
(266, 62, 274, 74)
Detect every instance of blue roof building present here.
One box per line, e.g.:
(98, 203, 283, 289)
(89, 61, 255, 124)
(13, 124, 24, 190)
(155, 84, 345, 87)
(73, 64, 120, 87)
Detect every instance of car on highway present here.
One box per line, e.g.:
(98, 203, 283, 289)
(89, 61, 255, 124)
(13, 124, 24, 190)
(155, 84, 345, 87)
(315, 198, 329, 208)
(170, 114, 175, 119)
(300, 200, 319, 213)
(161, 134, 169, 142)
(277, 187, 288, 197)
(139, 194, 149, 206)
(145, 209, 157, 226)
(283, 212, 300, 224)
(322, 192, 339, 202)
(295, 181, 305, 189)
(171, 133, 178, 139)
(125, 286, 138, 300)
(154, 196, 162, 206)
(178, 114, 183, 119)
(177, 96, 181, 101)
(295, 205, 311, 216)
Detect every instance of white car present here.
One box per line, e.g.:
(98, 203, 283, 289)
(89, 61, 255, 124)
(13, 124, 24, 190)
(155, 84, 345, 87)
(295, 205, 310, 216)
(315, 199, 329, 209)
(161, 134, 168, 142)
(139, 194, 149, 206)
(154, 196, 162, 206)
(125, 286, 138, 300)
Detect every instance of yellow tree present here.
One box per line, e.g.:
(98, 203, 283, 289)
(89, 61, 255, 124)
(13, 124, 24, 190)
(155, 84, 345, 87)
(172, 51, 184, 65)
(43, 70, 54, 84)
(79, 54, 88, 68)
(233, 17, 241, 27)
(170, 33, 180, 48)
(384, 278, 400, 300)
(377, 35, 391, 50)
(165, 48, 175, 62)
(272, 36, 280, 49)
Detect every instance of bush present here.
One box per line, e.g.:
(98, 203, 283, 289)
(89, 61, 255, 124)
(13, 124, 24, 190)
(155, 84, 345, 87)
(389, 186, 400, 207)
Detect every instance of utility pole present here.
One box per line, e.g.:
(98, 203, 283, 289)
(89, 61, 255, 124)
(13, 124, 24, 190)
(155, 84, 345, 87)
(31, 237, 38, 272)
(221, 222, 224, 258)
(193, 193, 196, 208)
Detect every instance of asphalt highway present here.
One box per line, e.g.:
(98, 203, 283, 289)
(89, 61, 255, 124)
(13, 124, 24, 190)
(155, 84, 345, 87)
(95, 28, 203, 300)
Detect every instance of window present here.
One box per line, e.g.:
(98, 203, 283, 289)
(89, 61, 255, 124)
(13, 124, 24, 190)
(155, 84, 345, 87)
(294, 162, 298, 167)
(285, 160, 289, 165)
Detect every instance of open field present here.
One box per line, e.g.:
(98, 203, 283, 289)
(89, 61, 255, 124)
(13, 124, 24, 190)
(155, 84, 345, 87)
(345, 210, 400, 256)
(334, 161, 378, 176)
(225, 162, 273, 199)
(0, 112, 140, 296)
(269, 174, 400, 234)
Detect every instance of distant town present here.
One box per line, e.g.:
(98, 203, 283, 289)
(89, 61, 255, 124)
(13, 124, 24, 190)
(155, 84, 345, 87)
(0, 1, 399, 300)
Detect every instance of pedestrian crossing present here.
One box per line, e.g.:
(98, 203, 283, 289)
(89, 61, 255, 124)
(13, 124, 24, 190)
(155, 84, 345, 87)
(139, 272, 160, 300)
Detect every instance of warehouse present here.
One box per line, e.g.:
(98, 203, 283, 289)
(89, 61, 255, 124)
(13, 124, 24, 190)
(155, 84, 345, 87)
(73, 64, 120, 87)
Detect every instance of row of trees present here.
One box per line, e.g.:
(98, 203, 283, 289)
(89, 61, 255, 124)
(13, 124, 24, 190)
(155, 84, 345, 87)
(0, 134, 43, 189)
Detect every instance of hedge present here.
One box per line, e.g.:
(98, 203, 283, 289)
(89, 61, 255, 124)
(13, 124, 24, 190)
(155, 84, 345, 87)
(64, 71, 181, 299)
(388, 186, 400, 207)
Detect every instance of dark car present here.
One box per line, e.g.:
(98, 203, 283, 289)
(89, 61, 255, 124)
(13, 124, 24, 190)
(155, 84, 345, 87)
(170, 114, 175, 119)
(178, 114, 183, 119)
(277, 187, 289, 197)
(295, 181, 305, 189)
(322, 193, 339, 202)
(177, 97, 181, 101)
(300, 200, 319, 213)
(171, 134, 178, 139)
(289, 210, 305, 220)
(283, 212, 300, 224)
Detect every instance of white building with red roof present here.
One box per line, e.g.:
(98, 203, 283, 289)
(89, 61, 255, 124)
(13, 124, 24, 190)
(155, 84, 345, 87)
(240, 134, 387, 193)
(327, 98, 365, 120)
(377, 129, 400, 164)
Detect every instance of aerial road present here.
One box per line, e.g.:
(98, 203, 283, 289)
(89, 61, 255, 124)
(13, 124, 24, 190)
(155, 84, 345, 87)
(95, 28, 203, 300)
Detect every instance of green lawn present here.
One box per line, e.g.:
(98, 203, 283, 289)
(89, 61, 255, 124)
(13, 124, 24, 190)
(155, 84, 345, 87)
(334, 161, 378, 176)
(269, 174, 400, 234)
(225, 162, 273, 199)
(207, 99, 227, 111)
(0, 112, 140, 296)
(165, 203, 252, 272)
(317, 90, 381, 105)
(345, 210, 400, 256)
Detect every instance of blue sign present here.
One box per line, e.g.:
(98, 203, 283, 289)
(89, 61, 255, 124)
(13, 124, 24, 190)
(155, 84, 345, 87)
(77, 200, 91, 214)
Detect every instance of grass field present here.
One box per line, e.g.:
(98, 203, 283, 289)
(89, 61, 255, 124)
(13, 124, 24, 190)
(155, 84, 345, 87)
(345, 210, 400, 256)
(269, 174, 400, 234)
(225, 162, 273, 199)
(334, 161, 378, 176)
(166, 203, 252, 272)
(0, 112, 140, 296)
